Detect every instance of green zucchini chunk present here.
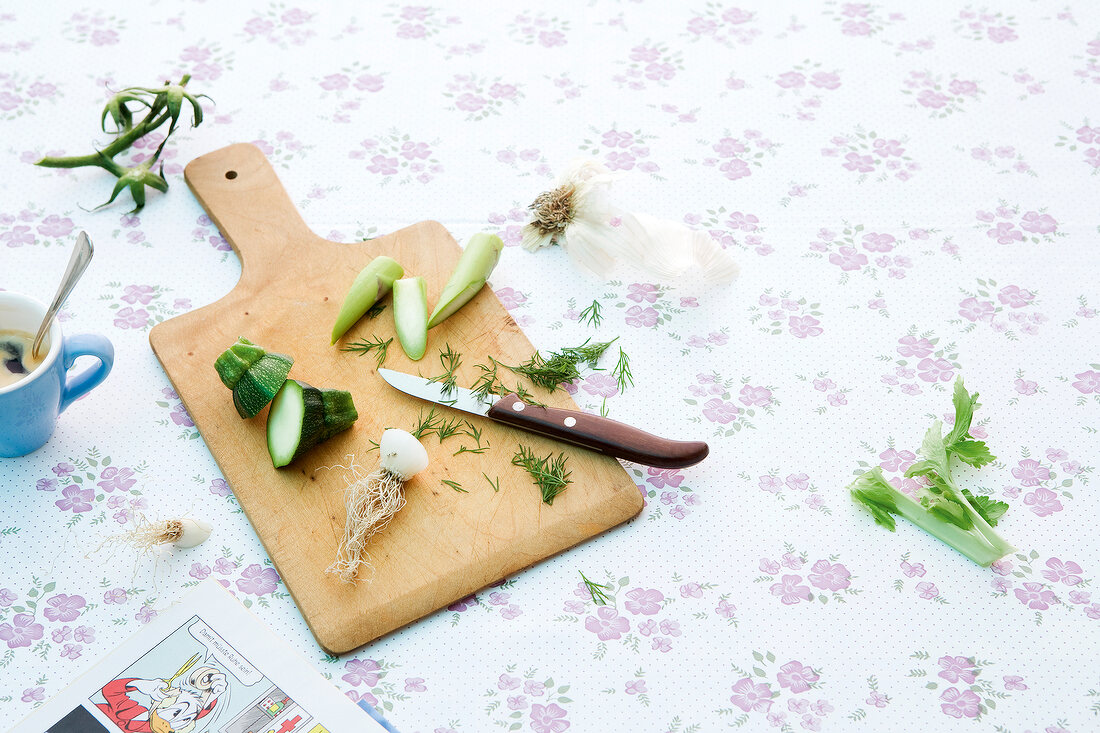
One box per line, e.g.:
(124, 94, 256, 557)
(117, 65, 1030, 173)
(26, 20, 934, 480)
(331, 256, 405, 344)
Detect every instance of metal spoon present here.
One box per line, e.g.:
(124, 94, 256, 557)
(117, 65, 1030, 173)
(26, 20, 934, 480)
(31, 231, 93, 359)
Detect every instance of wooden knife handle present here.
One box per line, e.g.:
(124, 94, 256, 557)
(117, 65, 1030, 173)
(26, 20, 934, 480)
(487, 394, 709, 469)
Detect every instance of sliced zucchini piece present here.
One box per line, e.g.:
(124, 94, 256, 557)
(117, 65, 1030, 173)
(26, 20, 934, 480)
(230, 353, 293, 419)
(267, 380, 358, 468)
(392, 276, 428, 361)
(427, 233, 504, 329)
(214, 337, 268, 389)
(331, 256, 404, 344)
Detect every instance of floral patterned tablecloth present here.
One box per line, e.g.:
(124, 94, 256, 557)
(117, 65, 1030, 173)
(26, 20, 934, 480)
(2, 1, 1099, 731)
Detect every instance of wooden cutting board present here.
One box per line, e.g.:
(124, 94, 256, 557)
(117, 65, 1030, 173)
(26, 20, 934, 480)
(149, 143, 643, 653)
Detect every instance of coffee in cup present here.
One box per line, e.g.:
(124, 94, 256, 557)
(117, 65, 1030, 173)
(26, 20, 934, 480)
(0, 328, 47, 389)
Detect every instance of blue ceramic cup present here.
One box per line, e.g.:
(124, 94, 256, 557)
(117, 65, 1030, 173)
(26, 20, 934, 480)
(0, 292, 114, 458)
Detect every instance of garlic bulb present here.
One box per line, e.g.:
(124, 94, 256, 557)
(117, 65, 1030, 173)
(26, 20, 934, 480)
(522, 159, 739, 284)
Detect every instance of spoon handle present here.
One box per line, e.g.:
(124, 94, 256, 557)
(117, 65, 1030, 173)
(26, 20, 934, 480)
(32, 231, 93, 359)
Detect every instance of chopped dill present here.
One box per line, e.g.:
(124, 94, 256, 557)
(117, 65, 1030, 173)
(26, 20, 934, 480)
(483, 473, 501, 492)
(441, 478, 467, 493)
(435, 415, 465, 443)
(427, 343, 462, 398)
(512, 444, 572, 505)
(579, 299, 603, 327)
(612, 347, 633, 393)
(454, 421, 490, 455)
(412, 408, 442, 439)
(580, 571, 612, 606)
(340, 335, 392, 368)
(497, 338, 619, 392)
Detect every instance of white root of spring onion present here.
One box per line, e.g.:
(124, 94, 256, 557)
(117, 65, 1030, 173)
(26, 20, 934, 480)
(327, 430, 429, 585)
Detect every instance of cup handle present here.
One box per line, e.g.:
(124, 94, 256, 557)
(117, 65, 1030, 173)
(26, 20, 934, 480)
(59, 333, 115, 413)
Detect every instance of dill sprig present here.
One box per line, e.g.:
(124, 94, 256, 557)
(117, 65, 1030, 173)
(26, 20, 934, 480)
(341, 335, 392, 368)
(497, 338, 619, 393)
(579, 571, 612, 606)
(454, 422, 491, 456)
(512, 444, 572, 505)
(412, 408, 442, 439)
(483, 473, 501, 492)
(470, 361, 506, 404)
(469, 360, 546, 407)
(579, 299, 603, 327)
(505, 351, 583, 391)
(366, 302, 386, 320)
(559, 337, 617, 368)
(442, 478, 467, 493)
(427, 343, 462, 398)
(435, 415, 465, 443)
(612, 347, 633, 393)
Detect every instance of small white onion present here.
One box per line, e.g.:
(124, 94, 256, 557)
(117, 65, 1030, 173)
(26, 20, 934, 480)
(378, 428, 429, 481)
(175, 518, 213, 548)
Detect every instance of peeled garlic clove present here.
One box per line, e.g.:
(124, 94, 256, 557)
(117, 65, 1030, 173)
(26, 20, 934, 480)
(175, 518, 213, 548)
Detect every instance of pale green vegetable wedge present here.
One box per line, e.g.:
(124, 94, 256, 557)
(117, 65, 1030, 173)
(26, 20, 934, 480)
(331, 255, 404, 343)
(392, 276, 428, 361)
(427, 233, 504, 329)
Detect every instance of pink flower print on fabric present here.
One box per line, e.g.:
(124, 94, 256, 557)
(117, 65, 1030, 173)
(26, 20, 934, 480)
(623, 588, 664, 615)
(342, 659, 380, 687)
(730, 678, 774, 713)
(585, 606, 629, 640)
(1014, 582, 1058, 609)
(1072, 371, 1100, 394)
(1023, 487, 1062, 516)
(529, 703, 569, 733)
(917, 358, 954, 383)
(1019, 211, 1057, 234)
(808, 560, 851, 591)
(828, 246, 867, 271)
(739, 385, 772, 406)
(900, 560, 925, 578)
(937, 656, 977, 684)
(789, 315, 823, 338)
(916, 582, 939, 599)
(958, 297, 995, 322)
(0, 614, 44, 648)
(777, 661, 819, 693)
(987, 222, 1023, 244)
(1012, 459, 1050, 486)
(896, 335, 933, 357)
(940, 687, 981, 719)
(43, 594, 85, 622)
(1042, 558, 1083, 585)
(770, 575, 813, 605)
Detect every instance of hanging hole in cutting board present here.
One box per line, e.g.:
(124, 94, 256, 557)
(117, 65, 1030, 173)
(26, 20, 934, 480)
(225, 170, 238, 180)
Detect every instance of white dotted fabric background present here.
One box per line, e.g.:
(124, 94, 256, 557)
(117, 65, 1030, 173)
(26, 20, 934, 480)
(1, 1, 1099, 731)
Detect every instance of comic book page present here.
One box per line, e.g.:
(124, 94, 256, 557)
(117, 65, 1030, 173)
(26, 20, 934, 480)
(9, 581, 390, 733)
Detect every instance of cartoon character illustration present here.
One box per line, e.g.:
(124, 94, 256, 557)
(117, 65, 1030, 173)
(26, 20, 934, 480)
(96, 654, 228, 733)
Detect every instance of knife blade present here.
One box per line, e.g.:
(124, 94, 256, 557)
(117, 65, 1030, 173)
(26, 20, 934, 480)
(377, 368, 709, 468)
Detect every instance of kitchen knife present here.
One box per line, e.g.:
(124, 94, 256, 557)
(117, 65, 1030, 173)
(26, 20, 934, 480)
(377, 368, 709, 468)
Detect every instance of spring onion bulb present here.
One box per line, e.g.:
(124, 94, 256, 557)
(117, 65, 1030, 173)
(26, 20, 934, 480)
(327, 429, 429, 584)
(102, 515, 213, 559)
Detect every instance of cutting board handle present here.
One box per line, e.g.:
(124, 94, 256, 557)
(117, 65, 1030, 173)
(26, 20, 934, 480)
(184, 143, 323, 279)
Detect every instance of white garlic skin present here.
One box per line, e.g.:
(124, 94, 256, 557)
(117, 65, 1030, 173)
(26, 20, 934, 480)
(378, 428, 429, 481)
(174, 518, 213, 548)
